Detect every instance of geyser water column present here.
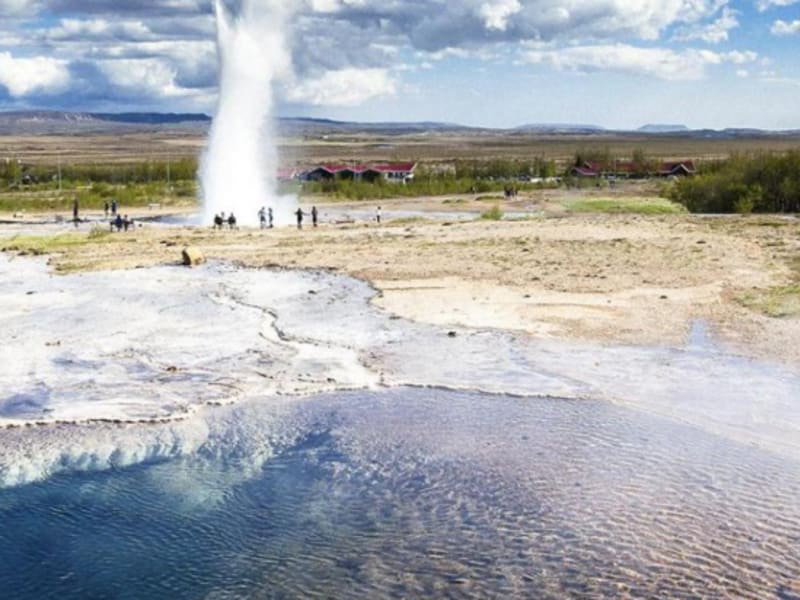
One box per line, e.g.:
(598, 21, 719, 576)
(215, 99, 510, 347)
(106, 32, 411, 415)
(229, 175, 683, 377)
(201, 0, 295, 226)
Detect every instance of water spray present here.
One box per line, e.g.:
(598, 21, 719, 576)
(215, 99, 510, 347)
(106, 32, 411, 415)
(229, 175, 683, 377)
(200, 0, 296, 227)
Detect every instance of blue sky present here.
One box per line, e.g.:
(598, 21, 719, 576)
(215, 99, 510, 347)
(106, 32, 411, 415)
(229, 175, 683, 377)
(1, 0, 799, 129)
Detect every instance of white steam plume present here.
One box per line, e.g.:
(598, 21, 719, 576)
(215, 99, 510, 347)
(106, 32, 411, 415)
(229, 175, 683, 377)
(201, 0, 296, 227)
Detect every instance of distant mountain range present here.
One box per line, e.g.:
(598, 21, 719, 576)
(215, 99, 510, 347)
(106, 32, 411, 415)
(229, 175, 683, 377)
(276, 116, 473, 136)
(514, 123, 605, 134)
(0, 110, 211, 134)
(637, 124, 690, 133)
(0, 110, 797, 138)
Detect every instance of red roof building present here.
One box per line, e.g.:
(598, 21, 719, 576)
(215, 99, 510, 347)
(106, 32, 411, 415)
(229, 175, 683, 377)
(301, 162, 417, 183)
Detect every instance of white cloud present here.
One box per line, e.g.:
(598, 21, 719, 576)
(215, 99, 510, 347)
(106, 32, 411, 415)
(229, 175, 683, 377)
(46, 18, 153, 41)
(725, 50, 758, 63)
(0, 0, 38, 17)
(96, 58, 184, 97)
(285, 68, 396, 106)
(673, 7, 739, 43)
(522, 43, 757, 81)
(0, 0, 781, 115)
(771, 19, 800, 35)
(0, 52, 70, 96)
(480, 0, 522, 31)
(309, 0, 368, 12)
(757, 0, 799, 11)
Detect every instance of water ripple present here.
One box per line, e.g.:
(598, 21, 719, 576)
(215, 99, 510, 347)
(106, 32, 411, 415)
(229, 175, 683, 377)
(3, 388, 798, 598)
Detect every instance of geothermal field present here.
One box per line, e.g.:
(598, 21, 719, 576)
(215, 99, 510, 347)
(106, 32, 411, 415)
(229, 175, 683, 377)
(1, 212, 800, 598)
(2, 0, 800, 599)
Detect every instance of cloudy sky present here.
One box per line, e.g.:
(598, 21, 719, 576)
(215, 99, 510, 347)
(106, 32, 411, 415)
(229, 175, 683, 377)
(1, 0, 799, 129)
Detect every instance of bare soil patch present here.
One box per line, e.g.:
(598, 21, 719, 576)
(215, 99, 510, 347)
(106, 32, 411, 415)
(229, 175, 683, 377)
(5, 201, 799, 367)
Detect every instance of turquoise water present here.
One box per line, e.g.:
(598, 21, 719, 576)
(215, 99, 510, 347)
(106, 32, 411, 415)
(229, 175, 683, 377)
(1, 388, 799, 599)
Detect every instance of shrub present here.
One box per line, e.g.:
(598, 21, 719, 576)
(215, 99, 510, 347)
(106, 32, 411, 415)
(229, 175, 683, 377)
(88, 226, 111, 239)
(668, 151, 800, 213)
(480, 204, 504, 220)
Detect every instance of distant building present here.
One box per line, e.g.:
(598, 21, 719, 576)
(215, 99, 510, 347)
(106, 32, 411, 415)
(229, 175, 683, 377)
(569, 160, 696, 179)
(300, 162, 417, 183)
(362, 162, 417, 183)
(658, 161, 696, 177)
(302, 164, 346, 182)
(276, 168, 299, 182)
(569, 162, 603, 178)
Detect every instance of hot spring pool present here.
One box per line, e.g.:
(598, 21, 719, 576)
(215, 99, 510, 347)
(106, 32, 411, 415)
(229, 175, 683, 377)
(1, 388, 799, 599)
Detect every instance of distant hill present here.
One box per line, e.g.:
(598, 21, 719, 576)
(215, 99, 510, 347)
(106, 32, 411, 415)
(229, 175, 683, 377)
(89, 112, 210, 125)
(0, 111, 475, 136)
(276, 117, 477, 136)
(638, 124, 689, 133)
(0, 110, 797, 138)
(0, 110, 210, 135)
(515, 123, 605, 134)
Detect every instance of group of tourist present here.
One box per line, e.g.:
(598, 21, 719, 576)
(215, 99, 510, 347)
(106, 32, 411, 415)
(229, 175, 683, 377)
(213, 212, 238, 229)
(103, 199, 119, 217)
(211, 205, 384, 229)
(110, 213, 134, 232)
(69, 196, 133, 231)
(293, 206, 318, 229)
(258, 206, 274, 229)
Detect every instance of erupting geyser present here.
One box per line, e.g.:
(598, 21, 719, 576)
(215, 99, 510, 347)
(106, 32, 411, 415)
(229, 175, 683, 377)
(201, 0, 296, 226)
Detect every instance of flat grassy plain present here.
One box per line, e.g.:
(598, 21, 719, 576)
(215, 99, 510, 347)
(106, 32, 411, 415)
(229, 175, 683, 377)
(281, 132, 800, 164)
(3, 129, 800, 165)
(4, 128, 799, 212)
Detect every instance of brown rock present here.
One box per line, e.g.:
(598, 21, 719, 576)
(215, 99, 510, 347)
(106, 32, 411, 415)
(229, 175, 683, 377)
(182, 246, 205, 267)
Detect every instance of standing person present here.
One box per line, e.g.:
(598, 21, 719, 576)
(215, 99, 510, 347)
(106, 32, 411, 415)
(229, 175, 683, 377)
(123, 215, 130, 232)
(258, 206, 267, 229)
(376, 206, 381, 224)
(311, 205, 318, 228)
(111, 199, 118, 216)
(72, 197, 79, 227)
(268, 207, 274, 228)
(228, 212, 237, 229)
(295, 207, 303, 229)
(104, 200, 109, 217)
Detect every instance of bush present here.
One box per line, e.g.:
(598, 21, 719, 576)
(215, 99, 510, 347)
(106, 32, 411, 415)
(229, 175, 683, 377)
(480, 204, 504, 220)
(88, 226, 111, 239)
(668, 151, 800, 213)
(300, 174, 537, 201)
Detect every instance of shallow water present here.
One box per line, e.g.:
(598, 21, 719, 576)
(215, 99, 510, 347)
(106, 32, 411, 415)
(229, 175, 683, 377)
(2, 252, 800, 597)
(1, 388, 799, 599)
(4, 253, 800, 488)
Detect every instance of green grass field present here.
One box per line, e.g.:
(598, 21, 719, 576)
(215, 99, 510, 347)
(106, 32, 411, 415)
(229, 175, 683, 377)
(0, 181, 197, 213)
(565, 196, 687, 215)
